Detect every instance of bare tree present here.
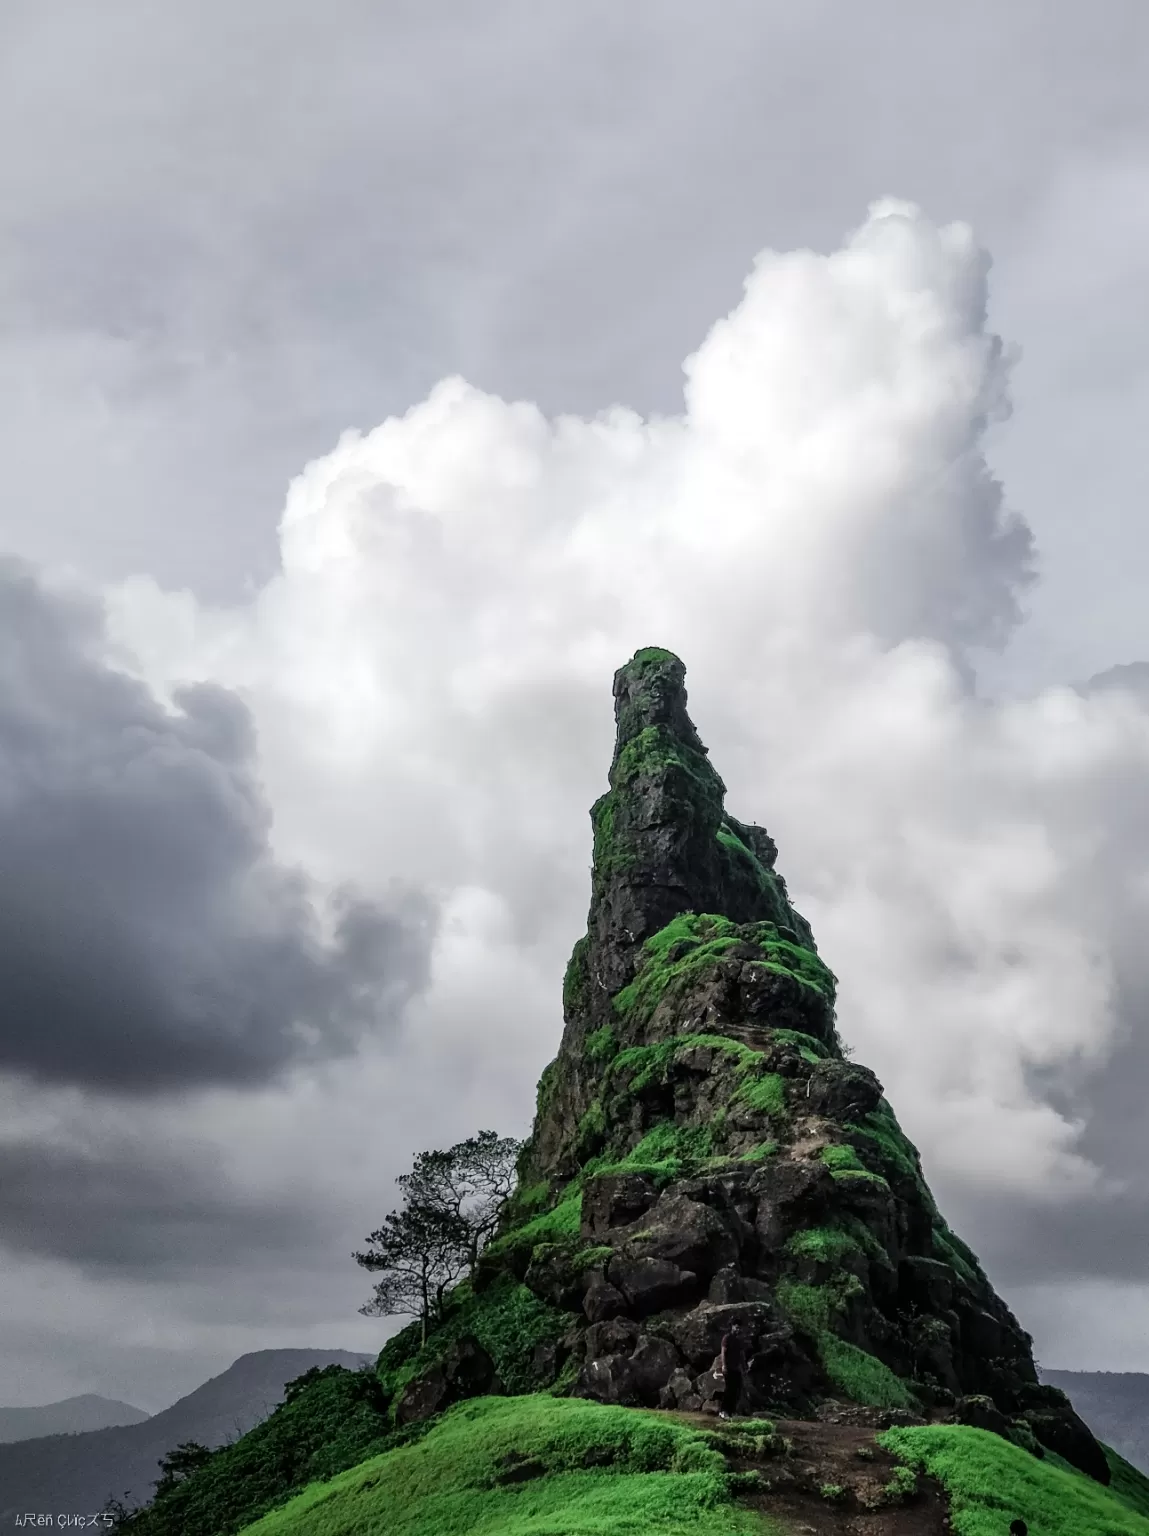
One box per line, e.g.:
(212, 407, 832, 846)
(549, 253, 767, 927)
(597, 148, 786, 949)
(354, 1130, 521, 1344)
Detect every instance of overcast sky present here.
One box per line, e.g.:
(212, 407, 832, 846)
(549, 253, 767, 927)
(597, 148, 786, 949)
(3, 0, 1149, 1413)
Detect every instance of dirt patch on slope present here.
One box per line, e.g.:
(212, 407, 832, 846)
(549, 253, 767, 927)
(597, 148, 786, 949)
(668, 1409, 953, 1535)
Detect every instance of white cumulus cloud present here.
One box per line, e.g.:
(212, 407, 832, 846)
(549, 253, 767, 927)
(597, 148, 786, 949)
(100, 200, 1149, 1299)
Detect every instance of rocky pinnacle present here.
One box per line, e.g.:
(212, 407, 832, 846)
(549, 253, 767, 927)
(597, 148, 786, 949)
(486, 649, 1111, 1486)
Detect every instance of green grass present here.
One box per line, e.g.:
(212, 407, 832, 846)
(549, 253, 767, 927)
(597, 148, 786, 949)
(585, 1120, 718, 1186)
(846, 1103, 922, 1183)
(881, 1423, 1149, 1536)
(498, 1191, 582, 1246)
(769, 1029, 831, 1062)
(587, 1026, 619, 1064)
(777, 1281, 916, 1410)
(376, 1274, 572, 1406)
(603, 1030, 790, 1136)
(108, 1363, 402, 1536)
(1104, 1443, 1149, 1519)
(611, 913, 835, 1030)
(784, 1225, 862, 1266)
(232, 1394, 777, 1536)
(734, 1072, 788, 1119)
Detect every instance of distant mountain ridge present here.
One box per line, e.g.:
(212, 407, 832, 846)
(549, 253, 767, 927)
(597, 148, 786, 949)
(0, 1348, 373, 1529)
(1042, 1369, 1149, 1477)
(0, 1395, 149, 1443)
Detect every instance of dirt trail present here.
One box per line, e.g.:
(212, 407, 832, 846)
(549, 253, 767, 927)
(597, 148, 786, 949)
(667, 1409, 953, 1535)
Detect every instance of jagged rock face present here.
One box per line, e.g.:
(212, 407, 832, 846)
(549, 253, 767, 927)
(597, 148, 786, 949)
(495, 649, 1109, 1485)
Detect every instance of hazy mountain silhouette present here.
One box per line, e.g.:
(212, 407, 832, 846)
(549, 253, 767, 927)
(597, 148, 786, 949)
(0, 1395, 149, 1443)
(0, 1348, 372, 1527)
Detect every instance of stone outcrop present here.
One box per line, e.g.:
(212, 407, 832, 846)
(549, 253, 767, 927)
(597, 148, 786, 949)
(478, 647, 1109, 1485)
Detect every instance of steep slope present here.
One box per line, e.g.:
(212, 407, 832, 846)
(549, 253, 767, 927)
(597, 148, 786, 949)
(0, 1349, 371, 1530)
(1042, 1369, 1149, 1476)
(448, 647, 1108, 1484)
(0, 1394, 149, 1443)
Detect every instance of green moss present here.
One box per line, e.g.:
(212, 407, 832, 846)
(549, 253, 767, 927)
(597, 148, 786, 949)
(932, 1218, 984, 1288)
(534, 1061, 559, 1121)
(563, 939, 591, 1016)
(738, 1141, 779, 1163)
(821, 1144, 865, 1173)
(734, 1071, 787, 1119)
(847, 1102, 922, 1182)
(486, 1191, 583, 1267)
(715, 823, 787, 912)
(613, 726, 722, 806)
(571, 1244, 614, 1271)
(830, 1168, 891, 1190)
(777, 1280, 915, 1411)
(770, 1028, 832, 1063)
(232, 1394, 767, 1536)
(587, 1120, 718, 1186)
(586, 1026, 619, 1065)
(607, 1030, 749, 1091)
(578, 1100, 607, 1143)
(611, 912, 835, 1030)
(376, 1276, 571, 1408)
(818, 1144, 890, 1191)
(630, 646, 682, 667)
(606, 1030, 789, 1128)
(784, 1225, 863, 1266)
(838, 1214, 893, 1265)
(590, 793, 638, 884)
(881, 1423, 1149, 1536)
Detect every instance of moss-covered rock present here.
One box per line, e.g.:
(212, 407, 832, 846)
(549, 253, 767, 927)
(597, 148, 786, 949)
(501, 649, 1109, 1483)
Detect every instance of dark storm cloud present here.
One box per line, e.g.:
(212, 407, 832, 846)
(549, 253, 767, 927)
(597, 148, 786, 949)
(0, 1134, 311, 1277)
(943, 1181, 1149, 1292)
(0, 557, 437, 1093)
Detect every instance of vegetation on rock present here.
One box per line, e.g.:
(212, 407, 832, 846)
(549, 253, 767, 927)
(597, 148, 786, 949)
(110, 647, 1139, 1536)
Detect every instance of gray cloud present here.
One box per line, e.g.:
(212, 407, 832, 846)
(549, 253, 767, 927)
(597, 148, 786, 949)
(0, 557, 436, 1094)
(3, 0, 1149, 1410)
(0, 1134, 309, 1278)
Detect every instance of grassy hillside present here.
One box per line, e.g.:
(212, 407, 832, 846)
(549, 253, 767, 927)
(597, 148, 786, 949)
(130, 1394, 1149, 1536)
(882, 1424, 1149, 1536)
(231, 1396, 771, 1536)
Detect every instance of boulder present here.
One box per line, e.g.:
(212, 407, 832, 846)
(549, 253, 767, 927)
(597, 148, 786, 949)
(618, 1194, 740, 1278)
(583, 1279, 628, 1323)
(581, 1172, 658, 1236)
(658, 1367, 698, 1409)
(584, 1317, 639, 1360)
(953, 1394, 1012, 1437)
(707, 1265, 775, 1305)
(750, 1158, 835, 1250)
(667, 1301, 778, 1370)
(629, 1334, 683, 1405)
(577, 1352, 638, 1406)
(607, 1256, 702, 1315)
(804, 1060, 884, 1121)
(524, 1242, 598, 1309)
(744, 1326, 822, 1405)
(394, 1336, 498, 1425)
